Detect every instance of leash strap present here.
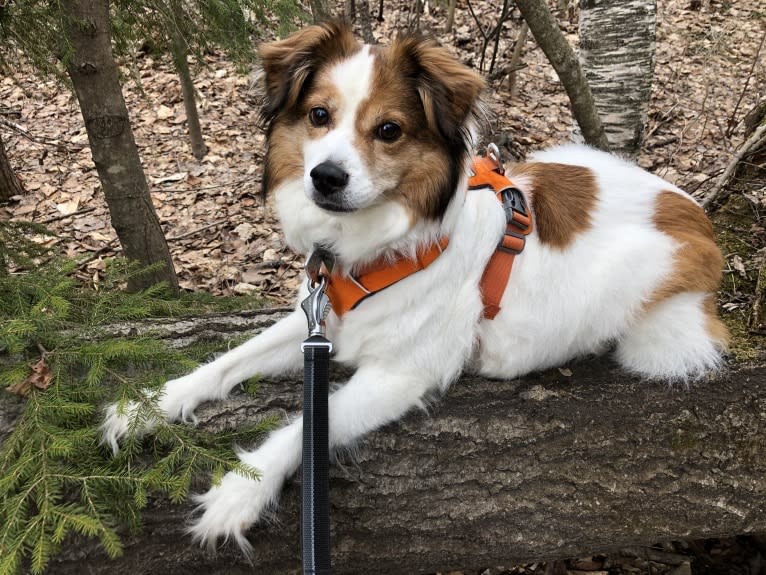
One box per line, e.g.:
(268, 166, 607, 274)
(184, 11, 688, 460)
(300, 250, 334, 575)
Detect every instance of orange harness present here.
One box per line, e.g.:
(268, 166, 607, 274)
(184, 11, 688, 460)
(318, 147, 533, 319)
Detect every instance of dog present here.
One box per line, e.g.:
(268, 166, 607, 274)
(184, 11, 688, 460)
(102, 20, 729, 554)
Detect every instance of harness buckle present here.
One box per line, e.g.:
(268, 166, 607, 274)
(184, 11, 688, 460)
(499, 187, 530, 230)
(497, 229, 526, 255)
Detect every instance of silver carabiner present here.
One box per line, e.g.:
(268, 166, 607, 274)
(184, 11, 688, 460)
(486, 142, 504, 174)
(300, 247, 335, 348)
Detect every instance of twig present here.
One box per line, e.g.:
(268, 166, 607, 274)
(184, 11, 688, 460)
(701, 122, 766, 210)
(0, 107, 21, 119)
(750, 256, 765, 335)
(166, 219, 227, 242)
(0, 117, 84, 150)
(75, 238, 120, 270)
(507, 21, 530, 98)
(726, 31, 765, 138)
(40, 207, 97, 225)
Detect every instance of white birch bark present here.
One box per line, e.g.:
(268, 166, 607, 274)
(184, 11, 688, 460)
(578, 0, 657, 158)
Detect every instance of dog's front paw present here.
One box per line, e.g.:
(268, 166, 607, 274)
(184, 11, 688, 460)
(188, 468, 278, 556)
(100, 392, 161, 454)
(100, 371, 208, 454)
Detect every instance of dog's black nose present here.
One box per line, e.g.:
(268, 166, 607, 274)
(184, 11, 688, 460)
(310, 161, 349, 196)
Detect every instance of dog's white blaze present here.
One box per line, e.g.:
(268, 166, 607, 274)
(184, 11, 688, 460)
(330, 44, 374, 113)
(303, 46, 379, 210)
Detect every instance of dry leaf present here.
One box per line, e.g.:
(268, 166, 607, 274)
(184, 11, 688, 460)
(151, 172, 188, 185)
(56, 197, 80, 215)
(731, 254, 747, 277)
(155, 104, 174, 120)
(7, 358, 53, 397)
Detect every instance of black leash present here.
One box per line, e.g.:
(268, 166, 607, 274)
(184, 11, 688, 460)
(299, 249, 335, 575)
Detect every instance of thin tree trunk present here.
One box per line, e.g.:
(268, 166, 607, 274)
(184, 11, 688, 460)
(344, 0, 355, 22)
(170, 0, 207, 161)
(507, 21, 529, 98)
(445, 0, 457, 33)
(514, 0, 611, 152)
(579, 0, 656, 158)
(358, 0, 374, 43)
(309, 0, 331, 22)
(60, 0, 179, 295)
(0, 131, 24, 203)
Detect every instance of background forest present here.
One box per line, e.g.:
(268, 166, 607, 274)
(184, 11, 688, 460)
(0, 0, 765, 573)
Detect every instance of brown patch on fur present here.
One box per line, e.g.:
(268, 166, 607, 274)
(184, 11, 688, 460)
(259, 20, 359, 117)
(508, 162, 599, 249)
(352, 34, 484, 220)
(704, 295, 731, 348)
(650, 191, 729, 347)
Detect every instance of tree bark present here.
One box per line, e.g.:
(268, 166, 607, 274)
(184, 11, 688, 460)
(19, 309, 764, 575)
(309, 0, 331, 22)
(514, 0, 611, 152)
(579, 0, 656, 158)
(0, 130, 24, 203)
(169, 0, 208, 161)
(60, 0, 179, 295)
(358, 0, 374, 43)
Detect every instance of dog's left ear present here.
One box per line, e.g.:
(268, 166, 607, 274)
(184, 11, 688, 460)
(391, 35, 485, 142)
(258, 20, 358, 118)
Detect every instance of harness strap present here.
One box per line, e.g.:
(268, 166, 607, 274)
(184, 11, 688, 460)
(468, 150, 533, 319)
(319, 146, 531, 320)
(325, 237, 450, 317)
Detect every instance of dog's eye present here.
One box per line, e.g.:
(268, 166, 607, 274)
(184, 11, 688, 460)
(376, 122, 402, 142)
(309, 107, 330, 127)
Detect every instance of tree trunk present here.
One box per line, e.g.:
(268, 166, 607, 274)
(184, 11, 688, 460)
(358, 0, 374, 43)
(169, 0, 207, 161)
(514, 0, 611, 152)
(445, 0, 457, 33)
(507, 21, 530, 98)
(578, 0, 656, 158)
(309, 0, 331, 22)
(60, 0, 179, 295)
(18, 309, 765, 575)
(344, 0, 355, 22)
(0, 131, 24, 203)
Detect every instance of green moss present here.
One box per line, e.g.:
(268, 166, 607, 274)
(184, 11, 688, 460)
(711, 189, 765, 363)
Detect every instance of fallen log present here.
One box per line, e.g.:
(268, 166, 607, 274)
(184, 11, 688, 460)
(12, 308, 766, 574)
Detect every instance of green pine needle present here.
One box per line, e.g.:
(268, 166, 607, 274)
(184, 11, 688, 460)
(0, 245, 273, 573)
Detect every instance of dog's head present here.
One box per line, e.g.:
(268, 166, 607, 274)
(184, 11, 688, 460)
(258, 21, 484, 250)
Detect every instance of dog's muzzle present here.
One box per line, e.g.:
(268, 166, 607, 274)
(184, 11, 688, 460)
(309, 161, 354, 212)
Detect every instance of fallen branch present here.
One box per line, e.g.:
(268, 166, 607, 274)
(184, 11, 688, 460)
(701, 121, 766, 210)
(7, 308, 758, 574)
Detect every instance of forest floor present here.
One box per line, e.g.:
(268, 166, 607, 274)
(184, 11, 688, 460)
(1, 0, 765, 573)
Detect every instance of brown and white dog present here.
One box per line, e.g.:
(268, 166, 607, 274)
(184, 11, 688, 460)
(102, 21, 729, 553)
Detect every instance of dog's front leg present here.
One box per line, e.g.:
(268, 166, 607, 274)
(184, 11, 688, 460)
(101, 309, 307, 452)
(189, 363, 440, 554)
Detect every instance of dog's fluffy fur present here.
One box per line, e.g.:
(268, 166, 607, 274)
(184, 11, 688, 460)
(102, 21, 729, 553)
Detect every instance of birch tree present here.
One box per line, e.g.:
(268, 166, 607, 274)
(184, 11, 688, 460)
(578, 0, 657, 158)
(515, 0, 610, 151)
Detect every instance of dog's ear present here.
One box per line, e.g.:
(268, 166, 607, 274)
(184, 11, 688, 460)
(258, 20, 358, 118)
(390, 34, 485, 142)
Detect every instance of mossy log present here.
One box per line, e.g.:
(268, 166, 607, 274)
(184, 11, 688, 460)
(2, 308, 764, 574)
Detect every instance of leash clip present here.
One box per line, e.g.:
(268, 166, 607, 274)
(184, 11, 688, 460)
(486, 143, 504, 175)
(301, 248, 335, 350)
